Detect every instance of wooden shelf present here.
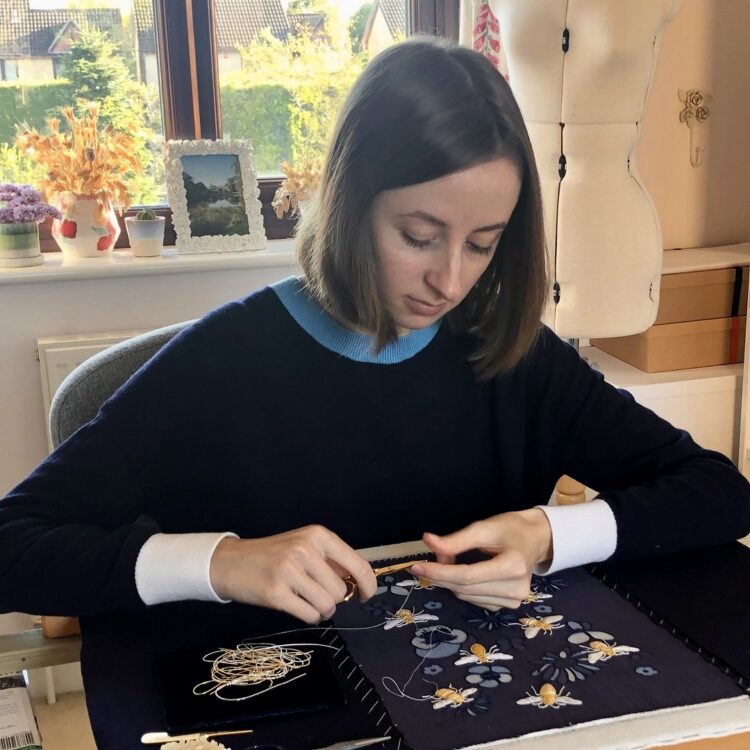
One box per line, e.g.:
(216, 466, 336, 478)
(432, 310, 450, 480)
(0, 629, 80, 673)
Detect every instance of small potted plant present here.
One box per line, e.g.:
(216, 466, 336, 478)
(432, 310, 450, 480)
(271, 160, 321, 219)
(0, 183, 60, 268)
(125, 208, 165, 257)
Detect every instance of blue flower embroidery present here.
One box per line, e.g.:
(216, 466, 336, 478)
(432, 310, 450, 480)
(636, 666, 658, 677)
(466, 606, 519, 631)
(423, 664, 444, 676)
(464, 694, 492, 717)
(567, 620, 614, 646)
(465, 665, 512, 688)
(412, 626, 467, 659)
(532, 648, 600, 684)
(390, 584, 411, 596)
(362, 599, 396, 618)
(531, 575, 569, 594)
(424, 601, 443, 610)
(533, 604, 553, 615)
(494, 635, 528, 652)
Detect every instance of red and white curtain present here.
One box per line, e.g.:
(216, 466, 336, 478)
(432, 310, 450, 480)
(459, 0, 508, 78)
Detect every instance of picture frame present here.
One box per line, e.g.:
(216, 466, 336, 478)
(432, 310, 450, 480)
(164, 139, 266, 254)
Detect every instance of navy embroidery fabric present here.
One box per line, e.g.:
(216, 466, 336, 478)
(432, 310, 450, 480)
(333, 565, 744, 750)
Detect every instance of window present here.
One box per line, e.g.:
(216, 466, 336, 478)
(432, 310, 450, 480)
(215, 0, 407, 177)
(0, 60, 19, 82)
(2, 0, 457, 249)
(0, 0, 165, 249)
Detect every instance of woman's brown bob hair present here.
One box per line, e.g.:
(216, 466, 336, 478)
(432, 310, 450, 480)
(297, 37, 547, 378)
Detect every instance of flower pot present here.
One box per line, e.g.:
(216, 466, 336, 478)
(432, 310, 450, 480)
(0, 221, 43, 268)
(51, 193, 120, 259)
(125, 216, 166, 257)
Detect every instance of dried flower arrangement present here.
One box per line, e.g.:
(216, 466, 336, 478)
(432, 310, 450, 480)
(0, 183, 60, 224)
(271, 160, 321, 219)
(15, 102, 142, 224)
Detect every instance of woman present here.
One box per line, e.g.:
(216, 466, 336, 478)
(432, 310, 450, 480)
(0, 38, 748, 626)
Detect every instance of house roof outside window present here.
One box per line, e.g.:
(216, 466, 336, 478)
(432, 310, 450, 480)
(0, 0, 121, 58)
(133, 0, 291, 56)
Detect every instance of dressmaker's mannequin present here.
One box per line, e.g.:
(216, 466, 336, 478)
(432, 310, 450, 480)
(462, 1, 681, 503)
(464, 0, 681, 338)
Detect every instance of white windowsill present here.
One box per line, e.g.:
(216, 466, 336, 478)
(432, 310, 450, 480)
(0, 239, 297, 286)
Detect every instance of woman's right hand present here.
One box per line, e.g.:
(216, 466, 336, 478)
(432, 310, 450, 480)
(209, 525, 377, 623)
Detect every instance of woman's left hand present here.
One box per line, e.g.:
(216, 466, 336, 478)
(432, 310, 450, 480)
(410, 509, 553, 611)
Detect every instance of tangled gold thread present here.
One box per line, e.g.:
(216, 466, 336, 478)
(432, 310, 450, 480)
(193, 642, 314, 702)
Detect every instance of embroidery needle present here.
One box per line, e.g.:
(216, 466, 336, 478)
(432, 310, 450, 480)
(141, 728, 254, 744)
(343, 559, 427, 601)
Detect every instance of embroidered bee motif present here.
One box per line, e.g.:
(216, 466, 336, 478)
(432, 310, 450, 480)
(514, 615, 564, 639)
(579, 640, 640, 664)
(522, 590, 553, 604)
(454, 642, 513, 666)
(395, 577, 435, 590)
(516, 683, 582, 709)
(384, 608, 439, 630)
(428, 685, 478, 709)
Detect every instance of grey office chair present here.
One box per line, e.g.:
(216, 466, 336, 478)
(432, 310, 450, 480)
(0, 320, 194, 674)
(50, 320, 194, 448)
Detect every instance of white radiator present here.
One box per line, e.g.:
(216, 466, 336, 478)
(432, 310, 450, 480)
(36, 330, 145, 451)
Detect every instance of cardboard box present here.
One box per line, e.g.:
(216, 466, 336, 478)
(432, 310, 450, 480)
(591, 316, 746, 372)
(0, 673, 42, 749)
(655, 267, 747, 325)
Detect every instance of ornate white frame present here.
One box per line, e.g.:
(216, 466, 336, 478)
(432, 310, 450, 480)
(164, 139, 266, 254)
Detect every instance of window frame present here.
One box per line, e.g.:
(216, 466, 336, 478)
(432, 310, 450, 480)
(38, 0, 458, 251)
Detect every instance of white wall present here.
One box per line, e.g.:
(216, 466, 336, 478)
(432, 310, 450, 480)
(0, 260, 297, 498)
(637, 0, 750, 249)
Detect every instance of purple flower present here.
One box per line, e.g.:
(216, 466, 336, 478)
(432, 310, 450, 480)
(0, 183, 60, 224)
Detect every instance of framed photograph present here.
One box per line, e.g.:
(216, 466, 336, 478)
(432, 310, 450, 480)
(164, 139, 266, 254)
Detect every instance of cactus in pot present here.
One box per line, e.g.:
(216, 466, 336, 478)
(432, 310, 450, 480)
(125, 208, 165, 257)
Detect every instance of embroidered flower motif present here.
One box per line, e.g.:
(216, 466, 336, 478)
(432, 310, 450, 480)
(494, 635, 528, 653)
(424, 601, 443, 610)
(530, 575, 568, 594)
(423, 664, 444, 676)
(389, 583, 412, 596)
(566, 621, 614, 646)
(533, 605, 553, 615)
(412, 626, 467, 659)
(362, 598, 394, 618)
(464, 693, 492, 717)
(465, 664, 512, 688)
(466, 606, 518, 631)
(531, 648, 600, 684)
(636, 666, 658, 677)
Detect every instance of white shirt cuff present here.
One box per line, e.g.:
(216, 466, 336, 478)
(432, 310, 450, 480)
(135, 532, 238, 605)
(534, 499, 617, 575)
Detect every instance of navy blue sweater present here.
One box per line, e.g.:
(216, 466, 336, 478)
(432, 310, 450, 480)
(1, 278, 749, 616)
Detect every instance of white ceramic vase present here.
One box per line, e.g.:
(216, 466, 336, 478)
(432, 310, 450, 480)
(51, 193, 120, 259)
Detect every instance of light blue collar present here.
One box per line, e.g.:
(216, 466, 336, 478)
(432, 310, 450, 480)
(271, 276, 441, 364)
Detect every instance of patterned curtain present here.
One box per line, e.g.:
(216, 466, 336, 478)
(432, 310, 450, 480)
(460, 0, 508, 78)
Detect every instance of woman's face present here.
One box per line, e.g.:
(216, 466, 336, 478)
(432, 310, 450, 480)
(370, 158, 522, 335)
